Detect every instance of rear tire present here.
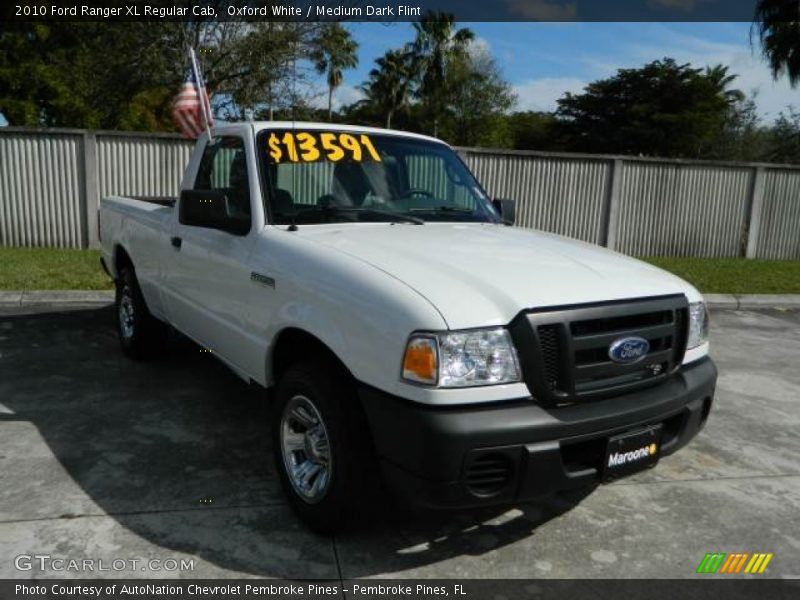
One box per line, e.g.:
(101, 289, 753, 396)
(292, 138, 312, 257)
(115, 267, 167, 360)
(271, 361, 374, 534)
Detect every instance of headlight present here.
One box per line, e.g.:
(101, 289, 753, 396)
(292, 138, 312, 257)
(402, 328, 521, 387)
(687, 301, 709, 349)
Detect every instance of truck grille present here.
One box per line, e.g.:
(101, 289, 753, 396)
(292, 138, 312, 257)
(538, 324, 565, 391)
(510, 295, 689, 405)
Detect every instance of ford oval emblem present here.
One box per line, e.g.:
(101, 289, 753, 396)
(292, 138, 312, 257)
(608, 336, 650, 364)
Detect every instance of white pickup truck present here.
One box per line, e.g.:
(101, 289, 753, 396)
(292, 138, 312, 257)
(100, 122, 716, 532)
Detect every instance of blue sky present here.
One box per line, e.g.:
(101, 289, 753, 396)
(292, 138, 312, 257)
(326, 22, 797, 122)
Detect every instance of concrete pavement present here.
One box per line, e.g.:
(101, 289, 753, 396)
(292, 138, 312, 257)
(0, 305, 798, 579)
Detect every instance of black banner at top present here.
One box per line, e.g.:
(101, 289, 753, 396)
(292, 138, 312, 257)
(3, 0, 769, 23)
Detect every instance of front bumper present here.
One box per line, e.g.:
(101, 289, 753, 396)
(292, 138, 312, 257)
(360, 357, 717, 509)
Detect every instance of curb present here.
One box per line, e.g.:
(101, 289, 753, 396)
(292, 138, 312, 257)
(0, 290, 114, 307)
(1, 290, 799, 310)
(704, 294, 800, 310)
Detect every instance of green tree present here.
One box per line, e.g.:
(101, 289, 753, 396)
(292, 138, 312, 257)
(0, 23, 182, 129)
(767, 107, 800, 162)
(410, 12, 474, 136)
(228, 22, 321, 121)
(361, 49, 415, 129)
(708, 94, 772, 162)
(754, 0, 800, 87)
(309, 23, 359, 122)
(443, 50, 516, 147)
(701, 65, 769, 161)
(505, 111, 564, 151)
(0, 19, 325, 130)
(705, 64, 746, 105)
(556, 58, 738, 157)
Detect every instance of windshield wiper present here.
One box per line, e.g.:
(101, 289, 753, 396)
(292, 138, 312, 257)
(408, 206, 474, 214)
(332, 207, 424, 225)
(275, 206, 424, 227)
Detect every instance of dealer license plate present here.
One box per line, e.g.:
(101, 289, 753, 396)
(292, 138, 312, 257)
(602, 425, 662, 481)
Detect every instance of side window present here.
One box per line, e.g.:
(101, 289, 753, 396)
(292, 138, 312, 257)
(193, 137, 252, 220)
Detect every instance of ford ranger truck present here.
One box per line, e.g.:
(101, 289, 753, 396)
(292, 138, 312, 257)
(99, 122, 716, 532)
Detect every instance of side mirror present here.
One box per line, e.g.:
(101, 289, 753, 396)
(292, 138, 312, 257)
(492, 198, 516, 226)
(179, 190, 249, 235)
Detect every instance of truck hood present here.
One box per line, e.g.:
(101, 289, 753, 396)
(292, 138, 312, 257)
(297, 223, 699, 329)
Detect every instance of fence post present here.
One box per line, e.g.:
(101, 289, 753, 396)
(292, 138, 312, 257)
(744, 166, 766, 259)
(82, 131, 99, 249)
(602, 159, 623, 249)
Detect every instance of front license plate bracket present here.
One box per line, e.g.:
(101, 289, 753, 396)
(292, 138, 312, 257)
(602, 424, 662, 481)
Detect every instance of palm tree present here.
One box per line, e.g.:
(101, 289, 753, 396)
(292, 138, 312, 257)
(753, 0, 800, 87)
(410, 12, 474, 136)
(705, 64, 746, 105)
(362, 49, 415, 129)
(310, 24, 359, 121)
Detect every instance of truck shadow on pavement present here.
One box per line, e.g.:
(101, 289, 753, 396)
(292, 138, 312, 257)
(0, 306, 593, 578)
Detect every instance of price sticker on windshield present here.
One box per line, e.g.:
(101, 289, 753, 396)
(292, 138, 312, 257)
(267, 132, 382, 163)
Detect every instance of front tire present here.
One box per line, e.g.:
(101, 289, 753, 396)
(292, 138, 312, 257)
(272, 361, 373, 534)
(115, 267, 166, 360)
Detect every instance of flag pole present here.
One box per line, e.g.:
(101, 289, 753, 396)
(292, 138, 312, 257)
(189, 46, 213, 142)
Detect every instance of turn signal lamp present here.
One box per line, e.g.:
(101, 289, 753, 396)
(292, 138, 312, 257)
(402, 336, 438, 385)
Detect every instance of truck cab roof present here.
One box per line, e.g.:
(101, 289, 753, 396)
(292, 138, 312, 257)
(208, 121, 448, 147)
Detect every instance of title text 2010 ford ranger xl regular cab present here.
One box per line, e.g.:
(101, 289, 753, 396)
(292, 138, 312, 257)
(100, 122, 716, 532)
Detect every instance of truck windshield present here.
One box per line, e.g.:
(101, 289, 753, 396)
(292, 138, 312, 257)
(257, 130, 500, 225)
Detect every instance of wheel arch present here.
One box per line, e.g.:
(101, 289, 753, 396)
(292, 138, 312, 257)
(269, 327, 355, 389)
(112, 244, 134, 280)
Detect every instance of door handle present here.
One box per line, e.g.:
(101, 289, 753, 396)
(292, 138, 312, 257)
(170, 236, 182, 249)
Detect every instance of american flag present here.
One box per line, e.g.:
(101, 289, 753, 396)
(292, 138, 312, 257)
(172, 49, 213, 139)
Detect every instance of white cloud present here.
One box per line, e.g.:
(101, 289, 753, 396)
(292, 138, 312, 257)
(513, 77, 587, 111)
(306, 84, 365, 111)
(333, 85, 365, 109)
(468, 37, 492, 61)
(504, 0, 577, 21)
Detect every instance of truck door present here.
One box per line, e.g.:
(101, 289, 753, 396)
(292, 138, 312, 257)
(161, 135, 260, 377)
